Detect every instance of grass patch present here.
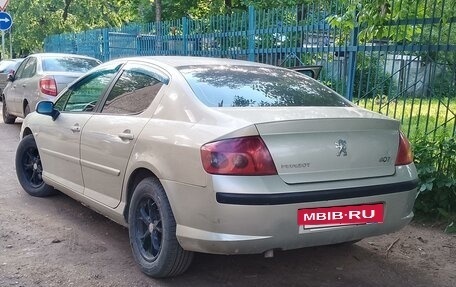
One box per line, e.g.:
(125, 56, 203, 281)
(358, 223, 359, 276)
(356, 97, 456, 140)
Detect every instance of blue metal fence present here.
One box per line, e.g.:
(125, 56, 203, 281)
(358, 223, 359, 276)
(44, 1, 456, 140)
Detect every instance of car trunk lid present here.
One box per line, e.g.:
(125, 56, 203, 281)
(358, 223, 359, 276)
(216, 107, 400, 184)
(48, 72, 84, 93)
(257, 118, 399, 184)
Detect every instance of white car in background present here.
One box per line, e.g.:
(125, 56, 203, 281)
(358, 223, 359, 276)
(16, 56, 418, 278)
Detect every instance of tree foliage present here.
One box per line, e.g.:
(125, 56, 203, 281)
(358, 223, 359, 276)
(7, 0, 233, 54)
(327, 0, 456, 43)
(5, 0, 455, 57)
(8, 0, 140, 55)
(414, 136, 456, 232)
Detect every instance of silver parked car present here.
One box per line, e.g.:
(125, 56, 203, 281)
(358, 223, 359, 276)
(16, 56, 418, 278)
(2, 53, 101, 124)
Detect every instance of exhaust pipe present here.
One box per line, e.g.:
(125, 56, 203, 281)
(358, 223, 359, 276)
(264, 249, 274, 258)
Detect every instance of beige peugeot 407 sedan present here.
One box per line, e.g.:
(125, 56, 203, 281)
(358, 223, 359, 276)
(16, 56, 418, 278)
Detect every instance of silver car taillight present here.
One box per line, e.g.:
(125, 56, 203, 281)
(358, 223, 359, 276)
(39, 76, 58, 96)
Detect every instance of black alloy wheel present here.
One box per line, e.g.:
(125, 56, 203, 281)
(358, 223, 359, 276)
(134, 196, 163, 262)
(128, 177, 193, 278)
(21, 145, 44, 188)
(15, 135, 55, 197)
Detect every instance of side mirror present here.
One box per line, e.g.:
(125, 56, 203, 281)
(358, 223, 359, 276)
(7, 71, 15, 82)
(36, 101, 60, 121)
(289, 65, 323, 80)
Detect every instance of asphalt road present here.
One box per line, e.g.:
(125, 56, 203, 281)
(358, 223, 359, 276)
(0, 112, 454, 287)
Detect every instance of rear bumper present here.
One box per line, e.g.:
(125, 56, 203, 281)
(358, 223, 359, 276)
(216, 179, 418, 205)
(163, 164, 418, 255)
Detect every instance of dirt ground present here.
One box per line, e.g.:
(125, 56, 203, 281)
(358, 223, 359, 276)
(0, 118, 455, 287)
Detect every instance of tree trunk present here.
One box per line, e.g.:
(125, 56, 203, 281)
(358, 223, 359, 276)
(155, 0, 162, 23)
(63, 0, 74, 22)
(225, 0, 232, 11)
(154, 0, 162, 52)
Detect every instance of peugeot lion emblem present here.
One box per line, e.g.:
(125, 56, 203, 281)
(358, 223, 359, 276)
(335, 139, 347, 157)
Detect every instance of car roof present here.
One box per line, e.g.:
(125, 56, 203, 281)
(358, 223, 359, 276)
(123, 56, 275, 69)
(26, 53, 100, 60)
(0, 58, 23, 63)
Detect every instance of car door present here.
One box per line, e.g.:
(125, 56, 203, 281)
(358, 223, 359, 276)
(4, 57, 30, 115)
(36, 65, 121, 194)
(80, 62, 168, 208)
(17, 57, 39, 116)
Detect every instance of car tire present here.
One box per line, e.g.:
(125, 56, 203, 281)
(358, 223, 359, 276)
(2, 97, 16, 124)
(15, 134, 55, 197)
(24, 104, 30, 117)
(128, 177, 194, 278)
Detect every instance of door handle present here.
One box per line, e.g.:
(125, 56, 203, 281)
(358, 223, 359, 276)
(22, 84, 27, 88)
(118, 130, 134, 140)
(70, 124, 81, 133)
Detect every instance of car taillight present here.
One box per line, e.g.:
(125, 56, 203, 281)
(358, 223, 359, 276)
(201, 136, 277, 176)
(39, 76, 58, 96)
(395, 132, 413, 165)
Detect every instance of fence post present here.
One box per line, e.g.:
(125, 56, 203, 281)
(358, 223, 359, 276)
(72, 34, 77, 54)
(136, 25, 142, 56)
(248, 6, 256, 62)
(182, 17, 188, 56)
(102, 28, 110, 61)
(345, 21, 358, 101)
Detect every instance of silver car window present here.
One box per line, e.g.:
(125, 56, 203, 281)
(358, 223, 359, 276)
(21, 57, 37, 78)
(13, 58, 29, 80)
(101, 69, 164, 115)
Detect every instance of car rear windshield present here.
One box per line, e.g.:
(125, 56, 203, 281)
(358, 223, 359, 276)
(178, 65, 352, 107)
(42, 57, 100, 73)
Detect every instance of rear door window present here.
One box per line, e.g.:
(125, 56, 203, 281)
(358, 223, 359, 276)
(21, 57, 37, 78)
(13, 58, 30, 80)
(101, 63, 166, 114)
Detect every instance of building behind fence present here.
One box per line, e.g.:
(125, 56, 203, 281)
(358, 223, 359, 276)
(44, 1, 456, 140)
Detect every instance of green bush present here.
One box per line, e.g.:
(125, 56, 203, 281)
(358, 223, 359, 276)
(413, 136, 456, 232)
(353, 54, 397, 100)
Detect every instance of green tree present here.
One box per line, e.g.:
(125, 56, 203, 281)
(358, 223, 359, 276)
(241, 0, 310, 9)
(8, 0, 137, 55)
(326, 0, 456, 43)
